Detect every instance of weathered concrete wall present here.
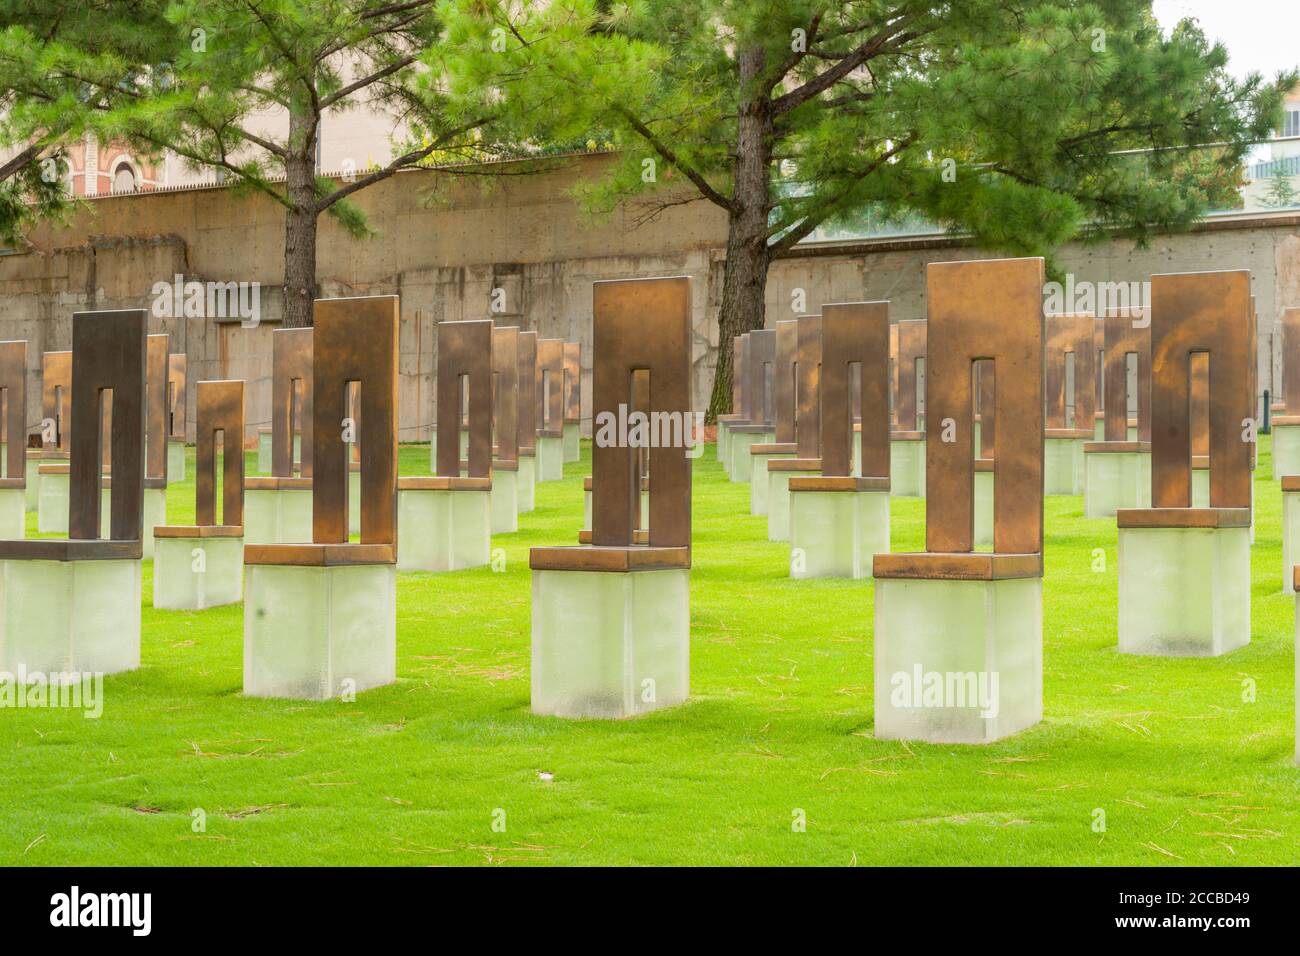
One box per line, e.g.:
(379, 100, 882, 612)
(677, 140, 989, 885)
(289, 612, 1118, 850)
(1, 152, 1296, 442)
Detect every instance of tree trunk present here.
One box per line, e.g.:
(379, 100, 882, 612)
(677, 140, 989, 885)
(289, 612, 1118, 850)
(282, 106, 319, 328)
(706, 48, 773, 423)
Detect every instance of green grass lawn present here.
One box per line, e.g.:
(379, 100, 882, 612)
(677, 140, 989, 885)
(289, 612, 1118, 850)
(2, 437, 1296, 866)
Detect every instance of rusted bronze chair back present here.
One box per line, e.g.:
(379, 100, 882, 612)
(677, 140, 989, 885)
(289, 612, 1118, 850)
(925, 258, 1044, 556)
(1149, 271, 1252, 510)
(196, 380, 245, 527)
(821, 303, 888, 478)
(437, 319, 492, 479)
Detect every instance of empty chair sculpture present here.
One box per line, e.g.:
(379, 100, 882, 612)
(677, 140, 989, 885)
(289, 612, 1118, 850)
(766, 315, 822, 541)
(0, 309, 148, 678)
(398, 319, 494, 572)
(243, 296, 399, 700)
(716, 334, 748, 473)
(787, 303, 889, 579)
(748, 319, 800, 517)
(245, 327, 314, 544)
(1043, 314, 1095, 495)
(1083, 308, 1152, 517)
(1117, 270, 1253, 658)
(153, 380, 245, 609)
(728, 329, 775, 482)
(873, 258, 1046, 744)
(515, 330, 539, 512)
(167, 352, 187, 481)
(563, 341, 582, 462)
(535, 337, 567, 482)
(890, 319, 927, 497)
(489, 326, 522, 533)
(530, 276, 693, 719)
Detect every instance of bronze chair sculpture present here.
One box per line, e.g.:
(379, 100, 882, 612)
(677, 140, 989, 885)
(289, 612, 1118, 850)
(530, 276, 692, 719)
(728, 328, 776, 483)
(1271, 310, 1300, 479)
(243, 295, 399, 700)
(245, 327, 314, 544)
(873, 257, 1045, 744)
(489, 326, 522, 534)
(748, 319, 801, 517)
(0, 310, 147, 678)
(890, 319, 927, 497)
(255, 328, 311, 476)
(562, 341, 582, 462)
(535, 337, 567, 482)
(397, 319, 494, 572)
(38, 333, 170, 556)
(767, 314, 822, 541)
(1117, 270, 1252, 658)
(1043, 313, 1096, 495)
(153, 380, 245, 609)
(167, 353, 187, 480)
(716, 333, 749, 473)
(1082, 308, 1152, 518)
(786, 303, 889, 579)
(515, 330, 539, 513)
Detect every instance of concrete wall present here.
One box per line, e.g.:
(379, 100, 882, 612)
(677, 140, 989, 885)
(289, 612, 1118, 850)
(1, 152, 1296, 443)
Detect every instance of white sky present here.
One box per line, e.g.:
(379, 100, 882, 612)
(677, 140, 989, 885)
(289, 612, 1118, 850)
(1152, 1, 1300, 79)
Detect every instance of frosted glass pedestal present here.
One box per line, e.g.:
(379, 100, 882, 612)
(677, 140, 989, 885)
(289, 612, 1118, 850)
(788, 482, 890, 579)
(517, 453, 536, 513)
(1083, 446, 1151, 518)
(0, 557, 141, 676)
(0, 488, 24, 539)
(536, 434, 565, 482)
(24, 454, 39, 511)
(531, 567, 689, 718)
(244, 484, 313, 544)
(974, 469, 994, 548)
(717, 421, 733, 473)
(889, 438, 926, 497)
(749, 451, 793, 516)
(874, 575, 1042, 743)
(167, 438, 186, 482)
(728, 430, 772, 483)
(1044, 437, 1086, 495)
(1117, 521, 1250, 657)
(37, 470, 69, 533)
(243, 562, 396, 700)
(767, 462, 819, 541)
(1284, 481, 1300, 593)
(257, 430, 301, 474)
(490, 466, 519, 534)
(563, 422, 580, 462)
(397, 484, 491, 571)
(1273, 423, 1300, 479)
(152, 530, 243, 609)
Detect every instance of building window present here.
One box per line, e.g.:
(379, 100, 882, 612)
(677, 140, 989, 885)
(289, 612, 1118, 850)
(112, 163, 137, 193)
(1284, 109, 1300, 138)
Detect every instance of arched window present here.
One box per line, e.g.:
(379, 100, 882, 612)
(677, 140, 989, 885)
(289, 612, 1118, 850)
(112, 163, 137, 193)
